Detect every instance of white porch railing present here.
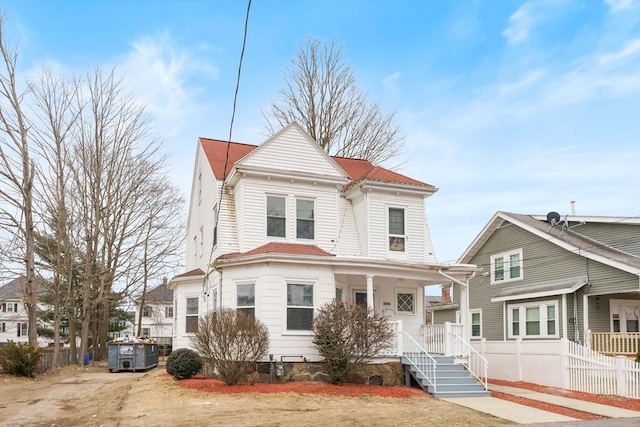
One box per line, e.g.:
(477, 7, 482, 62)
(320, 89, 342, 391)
(402, 330, 438, 392)
(451, 332, 489, 391)
(423, 322, 465, 356)
(379, 319, 403, 356)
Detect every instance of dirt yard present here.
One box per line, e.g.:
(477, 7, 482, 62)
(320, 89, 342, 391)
(0, 364, 509, 427)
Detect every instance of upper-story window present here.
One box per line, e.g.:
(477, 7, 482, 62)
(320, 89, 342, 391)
(2, 302, 18, 313)
(296, 198, 315, 240)
(213, 204, 219, 247)
(388, 207, 406, 252)
(142, 306, 152, 317)
(267, 195, 286, 238)
(165, 306, 173, 318)
(490, 248, 523, 284)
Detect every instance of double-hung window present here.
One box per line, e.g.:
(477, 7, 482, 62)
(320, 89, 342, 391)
(17, 322, 27, 337)
(185, 297, 199, 333)
(237, 284, 255, 318)
(490, 249, 523, 284)
(142, 306, 151, 318)
(296, 199, 315, 240)
(165, 306, 173, 318)
(508, 301, 558, 338)
(267, 196, 286, 238)
(388, 207, 406, 252)
(142, 327, 151, 337)
(287, 284, 313, 330)
(471, 309, 482, 338)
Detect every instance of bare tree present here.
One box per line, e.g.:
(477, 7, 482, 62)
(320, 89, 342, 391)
(0, 15, 39, 347)
(264, 37, 404, 165)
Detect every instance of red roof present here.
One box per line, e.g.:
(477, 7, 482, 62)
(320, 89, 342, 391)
(219, 243, 333, 260)
(199, 137, 434, 189)
(200, 138, 257, 180)
(173, 268, 206, 279)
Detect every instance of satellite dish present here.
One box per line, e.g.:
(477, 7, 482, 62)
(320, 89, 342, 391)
(546, 211, 561, 226)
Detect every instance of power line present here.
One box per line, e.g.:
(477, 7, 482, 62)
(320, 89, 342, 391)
(203, 0, 252, 300)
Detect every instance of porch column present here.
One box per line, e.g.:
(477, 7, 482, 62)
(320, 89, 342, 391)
(366, 274, 374, 310)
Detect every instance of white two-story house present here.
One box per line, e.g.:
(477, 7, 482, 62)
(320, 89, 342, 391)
(170, 123, 480, 392)
(0, 276, 52, 347)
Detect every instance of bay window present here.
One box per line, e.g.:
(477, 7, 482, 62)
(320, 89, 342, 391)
(287, 283, 313, 330)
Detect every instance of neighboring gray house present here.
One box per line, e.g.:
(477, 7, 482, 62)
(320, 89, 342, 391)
(434, 212, 640, 356)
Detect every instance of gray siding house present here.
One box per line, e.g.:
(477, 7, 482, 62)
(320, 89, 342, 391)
(433, 212, 640, 356)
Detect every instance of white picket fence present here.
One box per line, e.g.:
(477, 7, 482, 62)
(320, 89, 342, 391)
(566, 339, 640, 399)
(473, 338, 640, 399)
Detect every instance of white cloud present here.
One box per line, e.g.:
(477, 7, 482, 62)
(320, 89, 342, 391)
(382, 71, 401, 96)
(118, 32, 219, 138)
(503, 2, 538, 45)
(604, 0, 635, 13)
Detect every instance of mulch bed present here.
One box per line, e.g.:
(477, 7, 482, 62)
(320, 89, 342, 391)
(174, 374, 429, 398)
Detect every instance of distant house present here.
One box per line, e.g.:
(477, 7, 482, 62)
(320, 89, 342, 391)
(0, 276, 52, 347)
(168, 123, 483, 393)
(133, 280, 173, 348)
(429, 211, 640, 394)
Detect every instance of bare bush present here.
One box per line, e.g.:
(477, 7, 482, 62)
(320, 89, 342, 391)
(312, 301, 393, 384)
(190, 308, 270, 386)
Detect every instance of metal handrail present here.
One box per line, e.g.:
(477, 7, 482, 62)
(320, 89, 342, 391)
(452, 332, 488, 390)
(403, 330, 438, 392)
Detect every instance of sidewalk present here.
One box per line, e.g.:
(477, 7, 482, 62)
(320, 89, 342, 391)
(442, 384, 640, 425)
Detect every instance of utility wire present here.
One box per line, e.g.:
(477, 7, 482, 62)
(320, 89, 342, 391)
(202, 0, 252, 300)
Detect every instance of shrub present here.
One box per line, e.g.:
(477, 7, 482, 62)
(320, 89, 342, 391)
(190, 308, 270, 385)
(0, 341, 42, 377)
(313, 301, 393, 384)
(166, 348, 202, 380)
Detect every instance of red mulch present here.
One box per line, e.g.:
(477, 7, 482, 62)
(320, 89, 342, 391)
(490, 391, 604, 421)
(172, 374, 429, 398)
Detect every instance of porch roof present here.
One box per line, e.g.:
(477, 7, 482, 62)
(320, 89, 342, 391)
(491, 276, 588, 302)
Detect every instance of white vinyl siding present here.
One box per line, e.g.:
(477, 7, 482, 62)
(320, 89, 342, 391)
(237, 125, 345, 178)
(236, 177, 339, 253)
(366, 193, 429, 262)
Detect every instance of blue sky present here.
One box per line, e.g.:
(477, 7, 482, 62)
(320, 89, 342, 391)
(2, 0, 639, 264)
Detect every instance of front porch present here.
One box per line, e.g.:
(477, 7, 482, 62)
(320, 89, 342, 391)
(588, 331, 639, 356)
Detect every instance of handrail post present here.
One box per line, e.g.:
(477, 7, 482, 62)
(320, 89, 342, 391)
(444, 322, 451, 356)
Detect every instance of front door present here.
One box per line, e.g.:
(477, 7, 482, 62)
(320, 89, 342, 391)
(611, 300, 640, 332)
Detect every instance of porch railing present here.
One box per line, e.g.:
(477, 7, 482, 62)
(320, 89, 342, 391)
(423, 322, 465, 356)
(451, 332, 489, 391)
(402, 330, 437, 392)
(588, 331, 640, 355)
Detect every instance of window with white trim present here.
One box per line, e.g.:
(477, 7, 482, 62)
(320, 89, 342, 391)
(165, 306, 173, 318)
(396, 291, 415, 314)
(0, 322, 5, 332)
(142, 327, 150, 337)
(17, 322, 27, 337)
(213, 204, 219, 247)
(185, 297, 199, 333)
(267, 195, 286, 238)
(287, 283, 314, 330)
(354, 291, 376, 308)
(3, 302, 18, 313)
(142, 306, 151, 317)
(490, 249, 523, 284)
(296, 198, 315, 240)
(388, 207, 406, 252)
(508, 301, 558, 338)
(471, 309, 482, 338)
(237, 284, 255, 318)
(335, 287, 343, 303)
(610, 300, 640, 333)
